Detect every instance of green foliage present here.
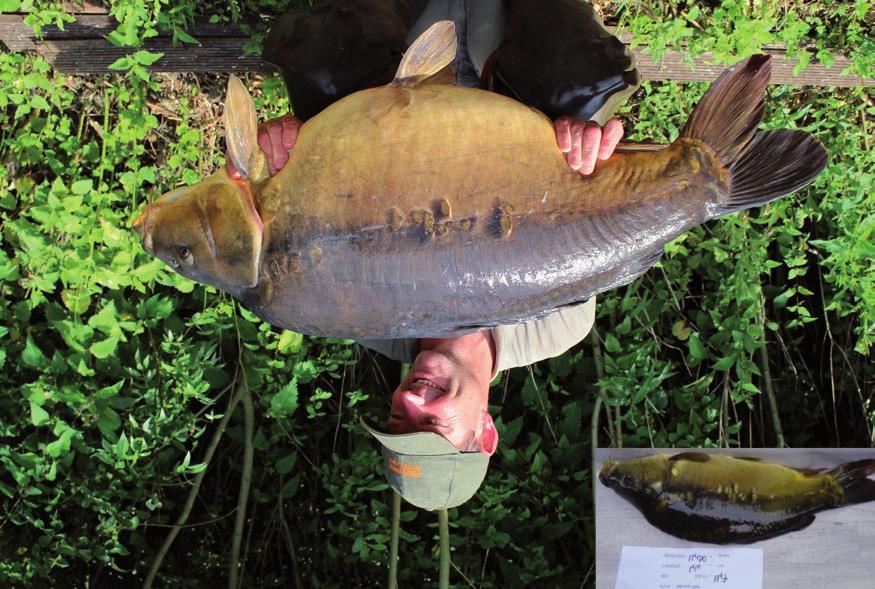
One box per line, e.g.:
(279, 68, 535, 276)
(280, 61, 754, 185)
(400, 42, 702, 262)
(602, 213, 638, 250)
(0, 1, 872, 587)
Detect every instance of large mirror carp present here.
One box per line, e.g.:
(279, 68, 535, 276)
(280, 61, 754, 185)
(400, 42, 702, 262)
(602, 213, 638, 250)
(133, 21, 827, 339)
(600, 452, 875, 544)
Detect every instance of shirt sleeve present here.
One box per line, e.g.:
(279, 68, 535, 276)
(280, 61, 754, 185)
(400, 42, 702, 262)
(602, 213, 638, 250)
(490, 297, 596, 377)
(355, 338, 419, 364)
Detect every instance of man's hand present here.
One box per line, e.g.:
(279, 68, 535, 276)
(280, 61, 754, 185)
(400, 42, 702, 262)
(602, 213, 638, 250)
(554, 117, 623, 176)
(227, 113, 301, 179)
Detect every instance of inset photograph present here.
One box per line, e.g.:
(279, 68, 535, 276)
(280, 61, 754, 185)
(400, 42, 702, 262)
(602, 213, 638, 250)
(595, 448, 875, 589)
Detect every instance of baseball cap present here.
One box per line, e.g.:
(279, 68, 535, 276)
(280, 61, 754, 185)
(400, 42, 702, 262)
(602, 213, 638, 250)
(360, 416, 490, 510)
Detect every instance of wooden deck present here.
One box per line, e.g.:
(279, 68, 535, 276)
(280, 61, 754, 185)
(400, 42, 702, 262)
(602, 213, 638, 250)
(0, 11, 872, 87)
(595, 448, 875, 589)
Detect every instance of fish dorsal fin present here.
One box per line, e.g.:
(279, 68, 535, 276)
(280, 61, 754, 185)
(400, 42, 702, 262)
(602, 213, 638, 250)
(735, 456, 763, 462)
(669, 452, 711, 463)
(225, 75, 259, 180)
(393, 20, 456, 87)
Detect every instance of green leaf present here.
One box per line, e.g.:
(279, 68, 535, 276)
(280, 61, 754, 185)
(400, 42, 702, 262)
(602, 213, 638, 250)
(133, 50, 164, 66)
(70, 179, 92, 195)
(268, 378, 298, 418)
(90, 335, 119, 359)
(0, 1, 22, 12)
(278, 330, 303, 355)
(30, 402, 49, 426)
(604, 333, 621, 353)
(108, 55, 134, 71)
(97, 407, 121, 438)
(688, 333, 706, 361)
(172, 27, 199, 45)
(22, 334, 49, 369)
(280, 475, 300, 498)
(275, 454, 297, 475)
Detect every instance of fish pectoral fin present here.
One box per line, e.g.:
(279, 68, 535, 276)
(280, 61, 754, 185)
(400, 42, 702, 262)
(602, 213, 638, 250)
(669, 451, 711, 463)
(623, 248, 664, 284)
(225, 76, 259, 180)
(393, 21, 457, 87)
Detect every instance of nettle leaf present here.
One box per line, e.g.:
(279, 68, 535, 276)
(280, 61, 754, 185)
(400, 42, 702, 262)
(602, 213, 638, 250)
(89, 301, 120, 335)
(70, 179, 92, 195)
(30, 402, 49, 426)
(275, 453, 297, 475)
(108, 55, 134, 71)
(90, 335, 119, 360)
(268, 378, 298, 418)
(97, 407, 121, 438)
(280, 475, 300, 499)
(133, 50, 164, 66)
(22, 334, 49, 369)
(688, 333, 707, 361)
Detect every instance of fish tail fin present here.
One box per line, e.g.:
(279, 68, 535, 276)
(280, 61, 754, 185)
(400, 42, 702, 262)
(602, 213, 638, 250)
(680, 54, 828, 216)
(829, 459, 875, 506)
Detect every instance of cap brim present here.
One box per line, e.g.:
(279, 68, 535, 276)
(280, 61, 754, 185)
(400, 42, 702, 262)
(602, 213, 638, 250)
(360, 416, 460, 455)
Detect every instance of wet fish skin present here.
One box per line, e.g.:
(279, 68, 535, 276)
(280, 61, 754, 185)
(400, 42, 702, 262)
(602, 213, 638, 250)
(133, 23, 827, 339)
(599, 452, 875, 544)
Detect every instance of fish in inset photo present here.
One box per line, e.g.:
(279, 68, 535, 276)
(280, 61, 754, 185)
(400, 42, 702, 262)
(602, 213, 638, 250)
(599, 451, 875, 544)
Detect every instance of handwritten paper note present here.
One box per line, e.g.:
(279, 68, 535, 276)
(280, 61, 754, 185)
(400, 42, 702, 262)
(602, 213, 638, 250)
(614, 546, 763, 589)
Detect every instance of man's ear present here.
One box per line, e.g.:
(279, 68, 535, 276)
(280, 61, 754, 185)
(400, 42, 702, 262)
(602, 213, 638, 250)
(478, 410, 498, 456)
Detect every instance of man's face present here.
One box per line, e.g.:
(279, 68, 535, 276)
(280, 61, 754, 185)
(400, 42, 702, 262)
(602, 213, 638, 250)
(387, 345, 488, 451)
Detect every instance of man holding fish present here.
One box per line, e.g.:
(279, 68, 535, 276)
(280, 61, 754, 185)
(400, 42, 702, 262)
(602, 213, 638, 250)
(226, 0, 638, 509)
(136, 0, 825, 511)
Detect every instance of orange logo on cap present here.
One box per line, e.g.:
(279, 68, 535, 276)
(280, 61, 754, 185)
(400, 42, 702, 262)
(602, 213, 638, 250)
(388, 458, 421, 478)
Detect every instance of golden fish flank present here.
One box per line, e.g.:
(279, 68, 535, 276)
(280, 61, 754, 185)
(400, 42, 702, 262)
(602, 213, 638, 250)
(132, 21, 827, 339)
(599, 452, 875, 544)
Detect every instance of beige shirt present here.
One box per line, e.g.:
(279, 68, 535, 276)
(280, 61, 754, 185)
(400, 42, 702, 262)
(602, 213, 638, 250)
(357, 297, 596, 377)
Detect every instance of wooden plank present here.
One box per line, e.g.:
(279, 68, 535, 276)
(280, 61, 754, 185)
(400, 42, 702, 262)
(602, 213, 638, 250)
(0, 14, 871, 87)
(595, 448, 875, 589)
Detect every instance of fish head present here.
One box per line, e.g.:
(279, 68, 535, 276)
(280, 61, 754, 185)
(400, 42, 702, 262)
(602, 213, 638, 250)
(599, 454, 668, 497)
(132, 169, 263, 293)
(133, 75, 272, 293)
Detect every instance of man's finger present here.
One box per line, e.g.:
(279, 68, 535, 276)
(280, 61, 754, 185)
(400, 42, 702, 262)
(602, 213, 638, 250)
(555, 117, 572, 153)
(257, 131, 275, 176)
(580, 123, 601, 175)
(598, 118, 624, 160)
(568, 121, 584, 170)
(268, 123, 284, 174)
(281, 116, 299, 149)
(226, 157, 241, 180)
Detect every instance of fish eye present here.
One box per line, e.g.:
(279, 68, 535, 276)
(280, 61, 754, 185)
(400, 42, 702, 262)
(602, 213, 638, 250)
(177, 246, 194, 266)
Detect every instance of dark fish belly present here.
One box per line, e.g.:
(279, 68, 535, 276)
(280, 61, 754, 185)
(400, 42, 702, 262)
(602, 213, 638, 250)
(242, 174, 714, 338)
(636, 492, 819, 544)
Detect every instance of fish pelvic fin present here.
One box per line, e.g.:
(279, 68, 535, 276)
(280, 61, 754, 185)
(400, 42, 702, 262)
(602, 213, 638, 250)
(829, 459, 875, 506)
(393, 20, 456, 87)
(680, 54, 828, 216)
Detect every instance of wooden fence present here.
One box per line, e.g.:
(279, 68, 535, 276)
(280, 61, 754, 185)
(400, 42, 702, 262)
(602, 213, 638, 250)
(1, 9, 872, 87)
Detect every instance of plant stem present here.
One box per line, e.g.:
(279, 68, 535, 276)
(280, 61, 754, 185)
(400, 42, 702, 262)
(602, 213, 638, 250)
(438, 509, 450, 589)
(143, 382, 246, 589)
(229, 387, 255, 589)
(388, 491, 401, 589)
(757, 302, 785, 447)
(278, 499, 303, 589)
